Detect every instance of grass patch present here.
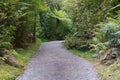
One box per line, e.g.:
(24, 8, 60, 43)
(14, 38, 41, 65)
(0, 65, 22, 80)
(0, 38, 41, 80)
(40, 39, 50, 43)
(70, 49, 95, 59)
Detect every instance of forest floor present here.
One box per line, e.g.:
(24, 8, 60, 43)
(93, 59, 120, 80)
(16, 41, 98, 80)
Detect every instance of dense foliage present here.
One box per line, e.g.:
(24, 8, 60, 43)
(0, 0, 120, 67)
(40, 0, 71, 40)
(64, 0, 120, 51)
(0, 0, 120, 79)
(91, 12, 120, 55)
(0, 0, 46, 65)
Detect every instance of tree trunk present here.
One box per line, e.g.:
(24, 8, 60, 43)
(33, 12, 37, 42)
(56, 18, 60, 29)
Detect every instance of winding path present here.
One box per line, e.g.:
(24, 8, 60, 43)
(16, 41, 98, 80)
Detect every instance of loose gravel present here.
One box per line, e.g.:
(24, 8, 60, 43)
(16, 41, 98, 80)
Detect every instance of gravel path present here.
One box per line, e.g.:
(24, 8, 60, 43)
(16, 41, 98, 80)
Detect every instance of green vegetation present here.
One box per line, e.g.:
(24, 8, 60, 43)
(14, 39, 41, 65)
(0, 39, 41, 80)
(93, 59, 120, 80)
(97, 62, 120, 80)
(0, 65, 22, 80)
(70, 49, 94, 59)
(64, 0, 120, 51)
(0, 0, 46, 64)
(63, 0, 120, 66)
(40, 0, 71, 40)
(0, 0, 120, 80)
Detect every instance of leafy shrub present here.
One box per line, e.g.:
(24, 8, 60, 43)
(0, 2, 17, 52)
(91, 16, 120, 55)
(64, 34, 92, 50)
(64, 0, 103, 50)
(0, 42, 13, 50)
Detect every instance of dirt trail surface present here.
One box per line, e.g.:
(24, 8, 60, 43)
(16, 41, 98, 80)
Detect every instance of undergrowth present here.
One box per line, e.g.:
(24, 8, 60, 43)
(0, 38, 41, 80)
(96, 61, 120, 80)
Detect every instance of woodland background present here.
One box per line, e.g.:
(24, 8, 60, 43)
(0, 0, 120, 80)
